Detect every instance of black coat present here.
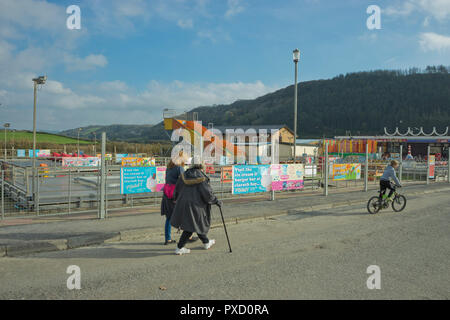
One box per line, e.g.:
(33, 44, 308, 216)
(160, 193, 175, 220)
(170, 168, 219, 234)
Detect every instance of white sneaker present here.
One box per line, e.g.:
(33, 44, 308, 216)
(204, 239, 216, 250)
(175, 247, 190, 255)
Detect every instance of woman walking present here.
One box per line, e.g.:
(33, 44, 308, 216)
(161, 159, 184, 245)
(171, 163, 222, 255)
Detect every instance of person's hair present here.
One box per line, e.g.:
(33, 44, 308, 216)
(167, 160, 175, 169)
(391, 160, 399, 166)
(190, 164, 204, 170)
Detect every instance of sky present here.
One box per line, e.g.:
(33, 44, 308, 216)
(0, 0, 449, 132)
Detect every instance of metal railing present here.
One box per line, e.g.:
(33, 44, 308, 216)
(1, 157, 449, 220)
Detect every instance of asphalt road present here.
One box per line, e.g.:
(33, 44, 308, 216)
(0, 191, 448, 299)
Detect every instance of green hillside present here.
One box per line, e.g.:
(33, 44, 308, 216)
(2, 131, 92, 145)
(59, 124, 165, 143)
(60, 66, 450, 142)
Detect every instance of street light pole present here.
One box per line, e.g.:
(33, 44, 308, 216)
(32, 76, 46, 207)
(293, 49, 300, 163)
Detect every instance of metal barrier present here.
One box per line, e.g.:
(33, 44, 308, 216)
(1, 157, 449, 220)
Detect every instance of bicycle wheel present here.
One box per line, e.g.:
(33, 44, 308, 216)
(392, 194, 407, 212)
(367, 196, 381, 214)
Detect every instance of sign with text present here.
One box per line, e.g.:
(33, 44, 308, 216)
(330, 163, 361, 181)
(120, 166, 166, 194)
(96, 153, 113, 160)
(62, 157, 100, 167)
(221, 166, 233, 183)
(115, 154, 128, 163)
(232, 165, 271, 194)
(270, 164, 304, 191)
(121, 157, 156, 167)
(37, 150, 51, 157)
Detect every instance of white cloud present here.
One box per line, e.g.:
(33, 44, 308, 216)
(1, 78, 277, 130)
(45, 80, 73, 95)
(0, 0, 65, 37)
(419, 32, 450, 52)
(177, 19, 194, 29)
(99, 81, 128, 92)
(225, 0, 245, 18)
(385, 0, 450, 21)
(64, 54, 108, 71)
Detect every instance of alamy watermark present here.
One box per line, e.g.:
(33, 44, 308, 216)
(66, 5, 81, 30)
(366, 265, 381, 289)
(67, 265, 81, 290)
(367, 5, 381, 30)
(170, 121, 281, 165)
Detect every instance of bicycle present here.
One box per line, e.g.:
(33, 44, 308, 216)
(367, 183, 407, 214)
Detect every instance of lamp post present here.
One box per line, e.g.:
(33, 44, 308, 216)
(3, 123, 10, 161)
(32, 75, 47, 205)
(293, 49, 300, 163)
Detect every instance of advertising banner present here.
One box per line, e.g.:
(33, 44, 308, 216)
(96, 153, 113, 160)
(62, 157, 100, 167)
(232, 165, 271, 194)
(270, 164, 304, 191)
(37, 150, 51, 157)
(17, 149, 26, 157)
(28, 149, 39, 157)
(221, 166, 233, 183)
(330, 163, 361, 181)
(121, 157, 156, 167)
(429, 155, 435, 178)
(120, 166, 166, 194)
(115, 154, 128, 163)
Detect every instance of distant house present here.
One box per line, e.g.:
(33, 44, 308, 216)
(211, 124, 306, 163)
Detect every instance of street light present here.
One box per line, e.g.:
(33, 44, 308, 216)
(293, 48, 300, 163)
(32, 75, 46, 205)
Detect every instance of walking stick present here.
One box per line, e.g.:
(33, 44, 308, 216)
(218, 204, 232, 253)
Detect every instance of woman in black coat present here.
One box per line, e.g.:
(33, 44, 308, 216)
(170, 164, 222, 255)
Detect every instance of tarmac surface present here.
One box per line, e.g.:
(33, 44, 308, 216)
(0, 183, 448, 299)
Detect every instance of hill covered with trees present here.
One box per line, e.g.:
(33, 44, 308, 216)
(61, 66, 450, 141)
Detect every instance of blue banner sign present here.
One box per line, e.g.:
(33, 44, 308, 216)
(120, 167, 166, 194)
(232, 165, 271, 194)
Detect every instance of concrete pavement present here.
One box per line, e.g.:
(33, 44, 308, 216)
(0, 189, 448, 299)
(0, 181, 449, 257)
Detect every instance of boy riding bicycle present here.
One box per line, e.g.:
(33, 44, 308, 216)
(380, 160, 402, 202)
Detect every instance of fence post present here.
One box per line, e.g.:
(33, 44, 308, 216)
(1, 170, 4, 220)
(36, 169, 40, 216)
(68, 168, 71, 215)
(324, 142, 329, 196)
(364, 143, 369, 192)
(399, 145, 403, 183)
(426, 145, 430, 185)
(99, 132, 106, 219)
(26, 167, 30, 196)
(448, 148, 450, 183)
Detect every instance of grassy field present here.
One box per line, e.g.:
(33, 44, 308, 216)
(2, 131, 93, 145)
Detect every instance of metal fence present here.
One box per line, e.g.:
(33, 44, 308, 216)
(1, 155, 449, 220)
